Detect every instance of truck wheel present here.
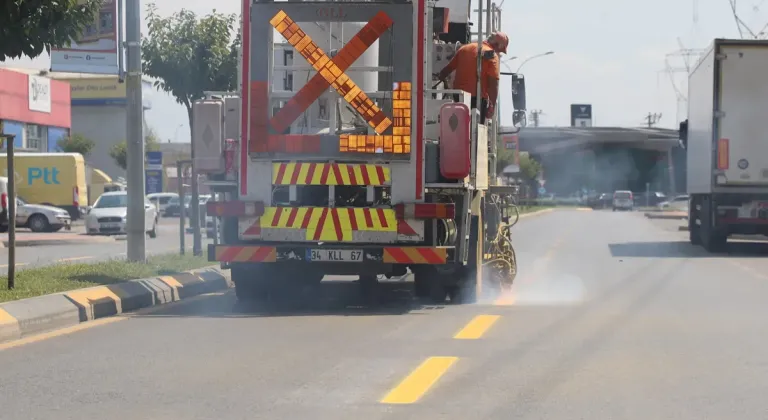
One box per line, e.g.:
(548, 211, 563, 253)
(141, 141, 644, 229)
(456, 210, 483, 304)
(232, 265, 268, 301)
(359, 274, 379, 304)
(688, 196, 701, 245)
(700, 197, 727, 252)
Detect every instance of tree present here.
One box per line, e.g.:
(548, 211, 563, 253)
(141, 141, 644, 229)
(57, 133, 95, 157)
(519, 153, 542, 181)
(0, 0, 101, 62)
(109, 129, 161, 171)
(142, 4, 239, 127)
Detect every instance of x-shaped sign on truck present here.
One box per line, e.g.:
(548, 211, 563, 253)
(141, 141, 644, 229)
(269, 10, 394, 135)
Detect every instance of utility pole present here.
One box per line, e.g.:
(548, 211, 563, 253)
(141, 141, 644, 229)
(125, 0, 146, 261)
(644, 112, 662, 128)
(529, 109, 543, 127)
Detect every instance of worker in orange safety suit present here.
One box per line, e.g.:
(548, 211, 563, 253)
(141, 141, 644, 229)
(436, 31, 509, 123)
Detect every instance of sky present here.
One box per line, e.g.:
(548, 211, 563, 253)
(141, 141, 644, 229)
(3, 0, 768, 142)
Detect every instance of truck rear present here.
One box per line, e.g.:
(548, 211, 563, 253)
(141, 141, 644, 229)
(683, 39, 768, 251)
(198, 0, 520, 302)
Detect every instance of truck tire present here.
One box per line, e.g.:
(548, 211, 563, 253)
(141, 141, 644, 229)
(700, 196, 727, 252)
(232, 265, 269, 301)
(456, 208, 483, 304)
(688, 196, 701, 245)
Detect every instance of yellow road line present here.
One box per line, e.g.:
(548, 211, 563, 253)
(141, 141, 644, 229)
(0, 263, 28, 268)
(0, 317, 125, 351)
(0, 291, 226, 352)
(453, 315, 500, 339)
(380, 356, 458, 404)
(59, 256, 93, 262)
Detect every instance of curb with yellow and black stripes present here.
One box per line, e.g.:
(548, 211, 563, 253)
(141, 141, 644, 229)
(0, 266, 231, 344)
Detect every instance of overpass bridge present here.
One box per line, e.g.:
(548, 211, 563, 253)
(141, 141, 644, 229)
(501, 126, 685, 195)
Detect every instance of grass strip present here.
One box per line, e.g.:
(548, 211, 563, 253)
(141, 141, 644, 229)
(0, 253, 211, 303)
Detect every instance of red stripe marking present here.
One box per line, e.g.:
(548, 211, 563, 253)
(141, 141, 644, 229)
(330, 208, 343, 240)
(289, 162, 302, 184)
(319, 164, 331, 184)
(375, 165, 385, 184)
(286, 207, 299, 228)
(419, 248, 444, 264)
(348, 208, 358, 231)
(275, 163, 287, 184)
(243, 218, 262, 235)
(385, 247, 410, 263)
(313, 208, 329, 241)
(251, 246, 274, 262)
(271, 207, 284, 226)
(240, 0, 250, 196)
(305, 163, 317, 184)
(397, 220, 417, 236)
(219, 246, 242, 261)
(347, 165, 357, 185)
(415, 0, 425, 199)
(376, 208, 388, 228)
(363, 208, 374, 228)
(332, 164, 343, 185)
(300, 208, 314, 229)
(361, 165, 371, 185)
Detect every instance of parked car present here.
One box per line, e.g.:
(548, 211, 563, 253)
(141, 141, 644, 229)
(633, 191, 667, 207)
(147, 192, 179, 216)
(612, 190, 634, 211)
(15, 196, 71, 232)
(85, 191, 158, 237)
(657, 194, 689, 212)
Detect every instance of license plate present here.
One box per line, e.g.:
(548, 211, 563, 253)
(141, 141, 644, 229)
(307, 249, 363, 262)
(101, 223, 120, 229)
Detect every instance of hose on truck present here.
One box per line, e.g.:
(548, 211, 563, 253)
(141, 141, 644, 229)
(482, 193, 519, 290)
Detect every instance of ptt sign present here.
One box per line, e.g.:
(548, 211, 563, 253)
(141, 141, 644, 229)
(28, 167, 60, 185)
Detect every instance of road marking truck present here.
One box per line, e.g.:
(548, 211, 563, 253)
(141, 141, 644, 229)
(682, 39, 768, 251)
(197, 0, 526, 302)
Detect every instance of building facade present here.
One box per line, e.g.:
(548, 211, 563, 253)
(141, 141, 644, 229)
(50, 73, 152, 178)
(0, 68, 71, 152)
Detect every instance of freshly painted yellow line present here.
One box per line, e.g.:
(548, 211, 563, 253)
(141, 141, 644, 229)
(380, 356, 458, 404)
(0, 316, 125, 351)
(453, 315, 500, 339)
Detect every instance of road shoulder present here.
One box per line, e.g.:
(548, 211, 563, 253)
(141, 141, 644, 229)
(0, 266, 231, 344)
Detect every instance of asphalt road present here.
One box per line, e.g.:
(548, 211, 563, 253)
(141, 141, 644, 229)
(0, 218, 206, 273)
(3, 209, 768, 418)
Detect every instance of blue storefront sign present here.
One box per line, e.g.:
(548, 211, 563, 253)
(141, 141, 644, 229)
(145, 151, 163, 194)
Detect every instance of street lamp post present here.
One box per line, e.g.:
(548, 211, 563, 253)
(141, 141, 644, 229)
(516, 51, 555, 73)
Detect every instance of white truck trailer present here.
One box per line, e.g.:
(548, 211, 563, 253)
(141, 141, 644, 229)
(682, 39, 768, 251)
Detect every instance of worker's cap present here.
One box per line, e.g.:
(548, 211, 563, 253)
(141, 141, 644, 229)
(489, 31, 509, 54)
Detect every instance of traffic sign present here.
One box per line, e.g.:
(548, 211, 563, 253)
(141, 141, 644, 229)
(538, 187, 546, 195)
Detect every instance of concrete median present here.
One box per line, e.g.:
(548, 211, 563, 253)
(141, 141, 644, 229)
(0, 266, 231, 343)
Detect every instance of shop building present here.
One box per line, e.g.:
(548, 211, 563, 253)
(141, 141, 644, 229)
(0, 68, 71, 152)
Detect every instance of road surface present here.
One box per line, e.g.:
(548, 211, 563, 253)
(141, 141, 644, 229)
(2, 209, 768, 418)
(0, 218, 207, 273)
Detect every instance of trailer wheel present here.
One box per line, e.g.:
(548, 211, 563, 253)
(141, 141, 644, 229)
(700, 196, 727, 252)
(688, 196, 701, 245)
